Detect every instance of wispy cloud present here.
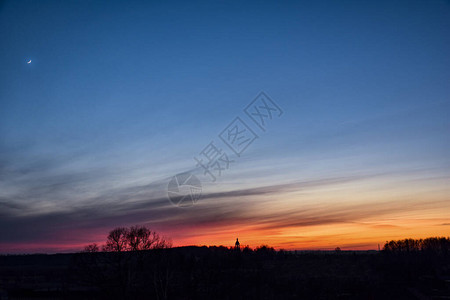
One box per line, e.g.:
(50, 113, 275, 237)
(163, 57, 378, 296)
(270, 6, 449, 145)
(1, 163, 448, 252)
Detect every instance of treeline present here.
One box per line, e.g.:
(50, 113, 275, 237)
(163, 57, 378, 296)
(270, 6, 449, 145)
(383, 237, 449, 254)
(2, 234, 450, 299)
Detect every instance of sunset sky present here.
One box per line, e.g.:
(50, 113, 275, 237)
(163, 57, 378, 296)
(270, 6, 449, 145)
(0, 0, 449, 253)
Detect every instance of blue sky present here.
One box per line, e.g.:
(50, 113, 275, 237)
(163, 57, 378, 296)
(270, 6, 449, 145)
(0, 0, 449, 252)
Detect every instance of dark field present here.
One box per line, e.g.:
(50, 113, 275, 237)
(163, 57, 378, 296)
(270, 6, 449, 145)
(0, 246, 449, 300)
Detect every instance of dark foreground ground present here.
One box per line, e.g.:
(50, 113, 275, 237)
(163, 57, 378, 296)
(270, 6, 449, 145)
(0, 247, 449, 299)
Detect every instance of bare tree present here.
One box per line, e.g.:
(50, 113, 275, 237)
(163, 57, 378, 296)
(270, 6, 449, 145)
(126, 225, 172, 251)
(103, 227, 129, 252)
(84, 225, 172, 253)
(83, 243, 99, 253)
(155, 236, 172, 249)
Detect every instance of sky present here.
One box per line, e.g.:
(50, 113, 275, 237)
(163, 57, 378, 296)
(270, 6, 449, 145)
(0, 0, 449, 253)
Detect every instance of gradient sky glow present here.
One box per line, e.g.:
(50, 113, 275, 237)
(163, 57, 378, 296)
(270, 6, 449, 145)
(0, 0, 449, 253)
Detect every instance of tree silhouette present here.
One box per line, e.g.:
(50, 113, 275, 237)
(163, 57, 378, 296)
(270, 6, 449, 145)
(127, 225, 158, 251)
(383, 237, 449, 254)
(83, 243, 99, 253)
(103, 227, 128, 252)
(89, 225, 172, 252)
